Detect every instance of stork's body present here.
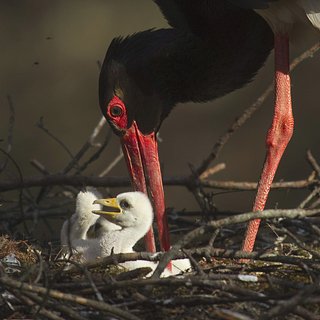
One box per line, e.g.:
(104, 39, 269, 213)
(99, 0, 274, 253)
(99, 0, 319, 254)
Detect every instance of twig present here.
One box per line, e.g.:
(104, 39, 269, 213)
(0, 95, 15, 173)
(195, 42, 320, 176)
(208, 228, 220, 247)
(83, 268, 104, 302)
(199, 163, 226, 180)
(33, 248, 44, 284)
(75, 126, 112, 174)
(307, 150, 320, 178)
(0, 276, 141, 320)
(152, 208, 320, 278)
(62, 245, 320, 275)
(299, 186, 320, 209)
(0, 173, 317, 192)
(63, 117, 108, 174)
(30, 159, 50, 175)
(99, 148, 124, 177)
(262, 282, 318, 320)
(12, 290, 64, 320)
(82, 275, 264, 298)
(21, 290, 86, 320)
(181, 248, 202, 275)
(36, 117, 76, 164)
(195, 79, 273, 176)
(274, 226, 320, 259)
(295, 306, 320, 320)
(0, 148, 29, 235)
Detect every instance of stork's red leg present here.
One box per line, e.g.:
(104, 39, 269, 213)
(242, 34, 294, 253)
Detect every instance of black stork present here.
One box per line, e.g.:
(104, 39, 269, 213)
(98, 0, 319, 253)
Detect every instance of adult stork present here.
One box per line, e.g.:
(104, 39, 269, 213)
(99, 0, 273, 253)
(98, 0, 320, 253)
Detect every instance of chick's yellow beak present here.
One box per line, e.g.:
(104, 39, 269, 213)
(92, 198, 122, 216)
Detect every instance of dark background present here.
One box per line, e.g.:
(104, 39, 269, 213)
(1, 0, 319, 238)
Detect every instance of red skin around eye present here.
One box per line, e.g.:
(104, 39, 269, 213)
(107, 96, 128, 130)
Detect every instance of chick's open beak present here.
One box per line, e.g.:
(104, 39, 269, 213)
(92, 198, 122, 216)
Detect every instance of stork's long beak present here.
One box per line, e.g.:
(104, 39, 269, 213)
(121, 121, 170, 253)
(92, 198, 122, 216)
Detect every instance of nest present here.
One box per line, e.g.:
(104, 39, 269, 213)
(1, 215, 320, 320)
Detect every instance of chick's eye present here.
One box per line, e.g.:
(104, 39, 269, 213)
(120, 200, 130, 210)
(110, 105, 123, 117)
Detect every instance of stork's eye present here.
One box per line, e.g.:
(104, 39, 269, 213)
(120, 200, 130, 210)
(110, 105, 123, 117)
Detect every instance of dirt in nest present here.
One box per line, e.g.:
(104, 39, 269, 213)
(0, 235, 37, 265)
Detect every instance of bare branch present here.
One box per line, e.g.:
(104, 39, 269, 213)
(152, 208, 320, 278)
(64, 117, 108, 174)
(99, 147, 124, 177)
(195, 42, 320, 176)
(0, 276, 141, 320)
(0, 95, 15, 173)
(36, 117, 76, 164)
(0, 173, 317, 193)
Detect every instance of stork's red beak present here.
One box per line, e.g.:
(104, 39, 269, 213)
(121, 121, 170, 252)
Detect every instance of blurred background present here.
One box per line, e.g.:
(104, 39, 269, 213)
(0, 0, 320, 240)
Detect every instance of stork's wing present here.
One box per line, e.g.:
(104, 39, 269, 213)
(154, 0, 259, 35)
(227, 0, 273, 9)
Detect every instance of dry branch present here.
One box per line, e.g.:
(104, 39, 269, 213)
(152, 208, 320, 278)
(0, 173, 317, 193)
(0, 276, 141, 320)
(195, 42, 320, 176)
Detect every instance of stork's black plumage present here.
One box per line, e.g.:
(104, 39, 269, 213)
(98, 0, 274, 253)
(99, 1, 273, 134)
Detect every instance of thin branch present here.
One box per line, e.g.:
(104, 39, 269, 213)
(13, 290, 64, 320)
(18, 290, 87, 320)
(0, 95, 15, 173)
(195, 42, 320, 176)
(30, 159, 50, 175)
(99, 148, 124, 177)
(0, 276, 141, 320)
(0, 148, 29, 234)
(274, 226, 320, 259)
(307, 149, 320, 178)
(0, 173, 317, 193)
(151, 208, 320, 278)
(199, 163, 226, 180)
(63, 117, 108, 174)
(299, 186, 320, 209)
(36, 117, 76, 163)
(262, 282, 318, 320)
(75, 126, 112, 174)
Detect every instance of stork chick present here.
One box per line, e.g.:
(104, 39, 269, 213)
(60, 188, 120, 258)
(93, 192, 191, 276)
